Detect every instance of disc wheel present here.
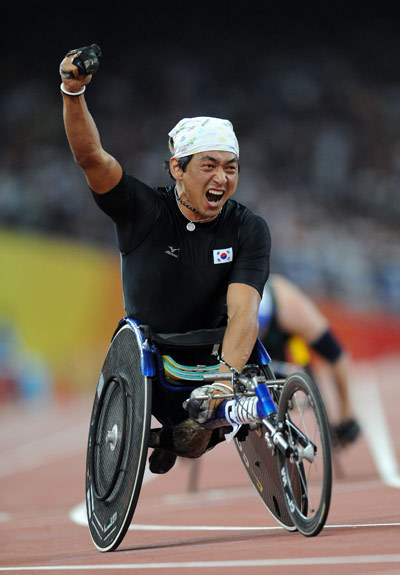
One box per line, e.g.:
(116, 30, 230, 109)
(234, 422, 306, 531)
(234, 360, 306, 531)
(277, 371, 332, 536)
(86, 324, 152, 552)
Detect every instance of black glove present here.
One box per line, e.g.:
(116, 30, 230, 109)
(60, 44, 102, 79)
(184, 383, 232, 424)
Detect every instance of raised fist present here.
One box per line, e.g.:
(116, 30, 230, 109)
(59, 44, 101, 93)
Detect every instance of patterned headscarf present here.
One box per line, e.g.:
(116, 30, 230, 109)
(168, 116, 239, 158)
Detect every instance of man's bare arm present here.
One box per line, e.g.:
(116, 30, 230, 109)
(60, 51, 122, 194)
(218, 282, 261, 380)
(185, 282, 262, 423)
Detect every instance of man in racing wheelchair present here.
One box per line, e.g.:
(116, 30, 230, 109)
(60, 49, 271, 474)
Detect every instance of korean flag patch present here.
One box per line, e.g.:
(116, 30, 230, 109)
(213, 247, 233, 264)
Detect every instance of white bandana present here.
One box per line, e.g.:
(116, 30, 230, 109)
(168, 116, 239, 158)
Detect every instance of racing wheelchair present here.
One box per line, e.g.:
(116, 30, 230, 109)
(85, 317, 332, 552)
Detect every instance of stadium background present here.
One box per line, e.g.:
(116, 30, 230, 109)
(1, 8, 400, 401)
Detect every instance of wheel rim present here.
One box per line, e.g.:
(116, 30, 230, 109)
(86, 323, 152, 552)
(282, 385, 329, 526)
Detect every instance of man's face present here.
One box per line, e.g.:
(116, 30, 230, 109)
(172, 151, 239, 219)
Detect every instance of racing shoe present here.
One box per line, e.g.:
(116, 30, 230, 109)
(332, 418, 361, 447)
(149, 448, 177, 474)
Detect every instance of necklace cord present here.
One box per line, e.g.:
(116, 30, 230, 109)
(175, 191, 200, 214)
(174, 188, 219, 226)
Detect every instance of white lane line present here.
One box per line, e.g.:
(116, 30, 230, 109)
(0, 422, 88, 478)
(129, 522, 400, 531)
(69, 459, 157, 527)
(351, 362, 400, 489)
(70, 501, 400, 531)
(70, 498, 281, 530)
(1, 554, 400, 571)
(163, 485, 255, 505)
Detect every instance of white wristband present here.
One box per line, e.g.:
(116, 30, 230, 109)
(60, 82, 86, 96)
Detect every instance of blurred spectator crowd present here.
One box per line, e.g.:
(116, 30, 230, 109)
(1, 24, 400, 313)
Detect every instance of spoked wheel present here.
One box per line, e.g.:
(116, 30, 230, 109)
(86, 323, 152, 552)
(277, 371, 332, 536)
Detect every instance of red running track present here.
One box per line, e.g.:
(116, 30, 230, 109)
(0, 355, 399, 574)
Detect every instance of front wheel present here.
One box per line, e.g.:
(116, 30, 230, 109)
(277, 371, 332, 536)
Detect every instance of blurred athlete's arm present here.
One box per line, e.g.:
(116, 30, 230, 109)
(59, 52, 122, 194)
(271, 274, 329, 341)
(272, 274, 353, 420)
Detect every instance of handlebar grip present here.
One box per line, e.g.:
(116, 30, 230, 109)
(202, 372, 232, 382)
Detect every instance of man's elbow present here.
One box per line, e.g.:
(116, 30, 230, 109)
(73, 149, 103, 171)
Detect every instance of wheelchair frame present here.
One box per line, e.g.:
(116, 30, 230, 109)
(86, 317, 332, 552)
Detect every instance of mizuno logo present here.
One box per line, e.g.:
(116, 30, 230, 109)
(165, 246, 180, 258)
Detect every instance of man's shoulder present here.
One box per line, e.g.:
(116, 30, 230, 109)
(93, 172, 173, 221)
(154, 183, 175, 197)
(123, 173, 172, 195)
(225, 199, 269, 228)
(226, 197, 258, 215)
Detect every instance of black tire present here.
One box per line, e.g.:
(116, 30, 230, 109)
(277, 371, 332, 537)
(86, 323, 152, 552)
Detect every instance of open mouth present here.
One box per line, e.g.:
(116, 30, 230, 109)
(206, 189, 224, 206)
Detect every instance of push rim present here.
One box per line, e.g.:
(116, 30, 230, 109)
(91, 377, 128, 502)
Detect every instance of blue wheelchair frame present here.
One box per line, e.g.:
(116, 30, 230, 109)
(123, 317, 278, 427)
(86, 316, 331, 552)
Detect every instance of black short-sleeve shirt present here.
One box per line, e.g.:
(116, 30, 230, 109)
(93, 172, 271, 333)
